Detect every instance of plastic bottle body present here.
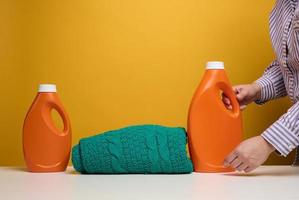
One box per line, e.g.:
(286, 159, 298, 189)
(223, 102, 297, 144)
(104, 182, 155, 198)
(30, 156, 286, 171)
(23, 90, 71, 172)
(187, 67, 243, 173)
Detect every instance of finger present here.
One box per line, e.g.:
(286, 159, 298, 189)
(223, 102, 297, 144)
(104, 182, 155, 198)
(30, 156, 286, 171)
(232, 86, 248, 103)
(236, 162, 248, 172)
(222, 99, 231, 108)
(222, 99, 232, 110)
(230, 157, 243, 169)
(240, 105, 247, 110)
(232, 86, 241, 94)
(222, 96, 231, 105)
(244, 165, 258, 173)
(236, 91, 246, 102)
(223, 151, 238, 167)
(244, 166, 253, 173)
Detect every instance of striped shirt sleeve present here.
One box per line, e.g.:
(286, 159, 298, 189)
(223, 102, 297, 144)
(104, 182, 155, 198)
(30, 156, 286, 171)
(261, 102, 299, 157)
(254, 60, 287, 104)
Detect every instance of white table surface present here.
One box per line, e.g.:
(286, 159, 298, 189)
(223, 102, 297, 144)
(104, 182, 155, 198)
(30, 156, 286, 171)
(0, 166, 298, 200)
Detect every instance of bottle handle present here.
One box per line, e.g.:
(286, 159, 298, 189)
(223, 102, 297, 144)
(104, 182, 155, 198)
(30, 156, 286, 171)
(46, 99, 70, 136)
(217, 82, 240, 116)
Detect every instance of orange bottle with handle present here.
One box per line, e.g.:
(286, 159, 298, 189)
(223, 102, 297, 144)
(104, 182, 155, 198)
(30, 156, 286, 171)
(187, 61, 242, 173)
(23, 84, 71, 172)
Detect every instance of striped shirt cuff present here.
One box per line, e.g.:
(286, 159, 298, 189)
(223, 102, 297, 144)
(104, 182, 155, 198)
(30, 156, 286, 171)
(254, 76, 275, 105)
(261, 120, 299, 157)
(254, 76, 286, 105)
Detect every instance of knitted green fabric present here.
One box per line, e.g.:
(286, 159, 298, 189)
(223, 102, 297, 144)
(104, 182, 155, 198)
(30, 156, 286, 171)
(72, 125, 193, 174)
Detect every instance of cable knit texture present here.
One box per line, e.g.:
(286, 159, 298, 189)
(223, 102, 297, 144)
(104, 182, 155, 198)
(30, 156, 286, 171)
(72, 125, 193, 174)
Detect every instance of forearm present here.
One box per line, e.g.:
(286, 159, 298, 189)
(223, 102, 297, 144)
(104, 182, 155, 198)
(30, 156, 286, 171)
(261, 102, 299, 156)
(254, 60, 287, 104)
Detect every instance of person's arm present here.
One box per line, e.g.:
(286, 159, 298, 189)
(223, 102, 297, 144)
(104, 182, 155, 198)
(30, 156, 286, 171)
(254, 60, 287, 104)
(223, 61, 292, 172)
(222, 108, 299, 172)
(261, 102, 299, 156)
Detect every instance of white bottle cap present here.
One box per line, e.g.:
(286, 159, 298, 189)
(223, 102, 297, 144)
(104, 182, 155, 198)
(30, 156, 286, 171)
(206, 61, 224, 69)
(38, 84, 57, 92)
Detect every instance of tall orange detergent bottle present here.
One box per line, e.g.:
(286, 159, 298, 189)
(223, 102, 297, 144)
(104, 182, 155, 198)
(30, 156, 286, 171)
(23, 84, 71, 172)
(187, 61, 242, 172)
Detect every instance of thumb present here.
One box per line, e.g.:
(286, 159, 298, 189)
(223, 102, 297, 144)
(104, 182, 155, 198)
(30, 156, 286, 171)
(233, 86, 246, 102)
(236, 91, 247, 102)
(232, 85, 241, 95)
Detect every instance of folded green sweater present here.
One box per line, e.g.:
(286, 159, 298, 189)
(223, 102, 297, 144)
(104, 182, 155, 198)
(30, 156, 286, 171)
(72, 125, 193, 174)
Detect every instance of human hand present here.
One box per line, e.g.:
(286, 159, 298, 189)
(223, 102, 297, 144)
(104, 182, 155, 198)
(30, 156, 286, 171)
(222, 83, 261, 110)
(223, 136, 275, 173)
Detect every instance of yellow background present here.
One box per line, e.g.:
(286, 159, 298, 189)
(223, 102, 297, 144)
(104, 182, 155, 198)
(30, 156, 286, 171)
(0, 0, 295, 166)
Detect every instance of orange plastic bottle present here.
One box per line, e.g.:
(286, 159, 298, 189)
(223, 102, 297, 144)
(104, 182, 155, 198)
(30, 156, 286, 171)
(23, 84, 71, 172)
(187, 61, 242, 173)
